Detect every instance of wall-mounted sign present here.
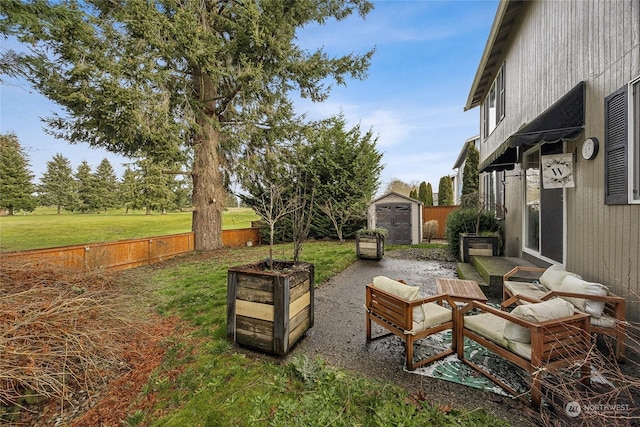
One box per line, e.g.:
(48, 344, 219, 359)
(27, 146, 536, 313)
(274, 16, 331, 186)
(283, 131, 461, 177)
(542, 153, 574, 189)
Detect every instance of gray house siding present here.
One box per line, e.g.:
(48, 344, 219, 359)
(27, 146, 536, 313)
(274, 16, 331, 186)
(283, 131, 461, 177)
(471, 0, 640, 321)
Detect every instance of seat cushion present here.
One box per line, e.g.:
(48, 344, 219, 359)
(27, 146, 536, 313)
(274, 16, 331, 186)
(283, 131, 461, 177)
(502, 298, 575, 344)
(504, 280, 548, 300)
(464, 313, 531, 360)
(560, 275, 608, 317)
(539, 265, 581, 292)
(591, 314, 616, 329)
(411, 302, 452, 332)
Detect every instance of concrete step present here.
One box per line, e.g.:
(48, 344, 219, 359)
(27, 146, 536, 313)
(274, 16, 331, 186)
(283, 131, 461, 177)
(456, 262, 491, 298)
(458, 256, 539, 300)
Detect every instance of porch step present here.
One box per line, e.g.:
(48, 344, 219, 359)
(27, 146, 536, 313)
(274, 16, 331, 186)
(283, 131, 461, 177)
(457, 256, 539, 301)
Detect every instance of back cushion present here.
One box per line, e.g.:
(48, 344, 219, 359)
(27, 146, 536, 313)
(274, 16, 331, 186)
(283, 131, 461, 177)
(372, 276, 425, 323)
(560, 275, 608, 317)
(503, 298, 575, 343)
(539, 265, 581, 292)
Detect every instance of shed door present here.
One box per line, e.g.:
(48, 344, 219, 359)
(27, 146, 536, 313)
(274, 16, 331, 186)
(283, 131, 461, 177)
(376, 203, 412, 245)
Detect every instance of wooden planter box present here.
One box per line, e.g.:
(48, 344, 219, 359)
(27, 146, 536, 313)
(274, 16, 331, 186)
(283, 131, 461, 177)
(356, 234, 385, 260)
(227, 260, 314, 356)
(459, 233, 499, 263)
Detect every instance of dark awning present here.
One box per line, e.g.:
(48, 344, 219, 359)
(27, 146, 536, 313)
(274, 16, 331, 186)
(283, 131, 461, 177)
(480, 81, 585, 172)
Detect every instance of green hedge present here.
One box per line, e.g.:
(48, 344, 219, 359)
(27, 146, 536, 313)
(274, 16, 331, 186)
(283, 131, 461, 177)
(445, 208, 502, 259)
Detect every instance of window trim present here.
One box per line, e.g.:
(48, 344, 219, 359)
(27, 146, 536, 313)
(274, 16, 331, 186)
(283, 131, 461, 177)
(483, 64, 506, 138)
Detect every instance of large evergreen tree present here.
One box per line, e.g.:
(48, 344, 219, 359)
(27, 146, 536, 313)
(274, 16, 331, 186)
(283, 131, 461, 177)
(418, 181, 428, 205)
(134, 158, 175, 215)
(437, 176, 454, 206)
(309, 114, 382, 241)
(462, 140, 480, 197)
(93, 158, 120, 212)
(1, 0, 374, 250)
(38, 153, 76, 213)
(0, 133, 37, 214)
(119, 168, 139, 214)
(74, 161, 97, 213)
(425, 182, 434, 206)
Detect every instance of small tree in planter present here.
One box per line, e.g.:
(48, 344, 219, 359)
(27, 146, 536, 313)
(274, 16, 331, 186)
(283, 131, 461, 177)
(355, 227, 387, 260)
(229, 140, 315, 356)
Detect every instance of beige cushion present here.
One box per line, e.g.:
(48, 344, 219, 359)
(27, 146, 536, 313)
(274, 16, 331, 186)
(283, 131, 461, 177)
(411, 302, 452, 332)
(372, 276, 419, 300)
(591, 314, 616, 329)
(464, 313, 531, 360)
(560, 275, 608, 317)
(503, 298, 575, 344)
(503, 280, 548, 300)
(372, 276, 425, 323)
(539, 265, 581, 292)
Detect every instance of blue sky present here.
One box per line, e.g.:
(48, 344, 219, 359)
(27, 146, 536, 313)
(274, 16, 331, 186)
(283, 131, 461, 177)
(0, 0, 499, 194)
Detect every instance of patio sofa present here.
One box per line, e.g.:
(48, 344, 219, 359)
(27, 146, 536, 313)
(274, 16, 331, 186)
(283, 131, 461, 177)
(456, 297, 592, 408)
(502, 265, 626, 361)
(365, 276, 457, 370)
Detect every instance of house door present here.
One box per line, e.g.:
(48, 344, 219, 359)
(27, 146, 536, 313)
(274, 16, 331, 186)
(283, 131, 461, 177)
(523, 144, 564, 263)
(375, 203, 412, 245)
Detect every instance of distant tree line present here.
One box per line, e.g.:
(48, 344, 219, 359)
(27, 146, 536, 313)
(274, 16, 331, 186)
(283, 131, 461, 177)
(388, 176, 454, 207)
(1, 132, 192, 215)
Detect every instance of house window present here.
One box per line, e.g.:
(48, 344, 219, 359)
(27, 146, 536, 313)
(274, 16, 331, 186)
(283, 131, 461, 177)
(483, 64, 506, 138)
(604, 77, 640, 205)
(483, 171, 504, 219)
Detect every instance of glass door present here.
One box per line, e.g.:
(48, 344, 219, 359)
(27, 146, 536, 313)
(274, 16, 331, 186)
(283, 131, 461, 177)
(523, 145, 564, 263)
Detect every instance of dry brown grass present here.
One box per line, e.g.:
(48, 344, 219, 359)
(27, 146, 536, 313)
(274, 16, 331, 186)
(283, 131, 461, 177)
(538, 322, 640, 426)
(0, 261, 143, 412)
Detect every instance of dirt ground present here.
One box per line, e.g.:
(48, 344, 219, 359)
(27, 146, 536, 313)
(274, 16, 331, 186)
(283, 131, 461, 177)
(282, 254, 537, 427)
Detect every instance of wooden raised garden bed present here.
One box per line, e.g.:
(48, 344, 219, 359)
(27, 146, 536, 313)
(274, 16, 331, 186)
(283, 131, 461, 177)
(227, 260, 314, 356)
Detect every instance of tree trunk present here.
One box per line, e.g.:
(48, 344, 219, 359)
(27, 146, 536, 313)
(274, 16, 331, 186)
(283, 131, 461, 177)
(191, 68, 225, 251)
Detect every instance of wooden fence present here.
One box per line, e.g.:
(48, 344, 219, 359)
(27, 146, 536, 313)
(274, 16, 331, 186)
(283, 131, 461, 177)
(1, 228, 261, 272)
(422, 205, 459, 239)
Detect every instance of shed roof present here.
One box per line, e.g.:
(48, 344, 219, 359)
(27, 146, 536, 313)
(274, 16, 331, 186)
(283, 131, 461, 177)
(370, 191, 422, 205)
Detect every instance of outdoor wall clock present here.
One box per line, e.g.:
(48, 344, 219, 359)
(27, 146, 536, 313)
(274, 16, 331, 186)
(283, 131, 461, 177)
(581, 137, 599, 160)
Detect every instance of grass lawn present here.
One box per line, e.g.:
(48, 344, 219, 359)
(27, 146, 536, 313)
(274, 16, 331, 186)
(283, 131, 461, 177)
(0, 207, 260, 252)
(116, 241, 509, 426)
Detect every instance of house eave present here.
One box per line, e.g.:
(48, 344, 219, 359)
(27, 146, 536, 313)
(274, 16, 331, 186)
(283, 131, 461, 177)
(464, 0, 525, 111)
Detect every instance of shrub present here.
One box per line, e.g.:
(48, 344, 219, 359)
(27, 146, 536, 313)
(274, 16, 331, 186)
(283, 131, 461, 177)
(423, 220, 438, 243)
(445, 208, 501, 259)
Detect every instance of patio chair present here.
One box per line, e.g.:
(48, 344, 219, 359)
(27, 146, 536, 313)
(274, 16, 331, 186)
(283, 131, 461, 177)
(365, 276, 456, 370)
(456, 297, 592, 408)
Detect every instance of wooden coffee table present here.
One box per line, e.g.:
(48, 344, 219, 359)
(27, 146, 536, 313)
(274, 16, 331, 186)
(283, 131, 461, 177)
(436, 278, 488, 304)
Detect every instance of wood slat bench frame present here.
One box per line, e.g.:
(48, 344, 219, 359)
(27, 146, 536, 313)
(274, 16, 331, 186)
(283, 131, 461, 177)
(365, 283, 457, 370)
(456, 298, 592, 408)
(502, 266, 627, 361)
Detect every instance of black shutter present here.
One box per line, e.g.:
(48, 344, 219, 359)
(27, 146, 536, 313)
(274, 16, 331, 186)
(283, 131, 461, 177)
(605, 85, 628, 205)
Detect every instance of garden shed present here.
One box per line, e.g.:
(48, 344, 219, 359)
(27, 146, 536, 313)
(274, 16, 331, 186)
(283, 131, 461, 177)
(367, 192, 423, 245)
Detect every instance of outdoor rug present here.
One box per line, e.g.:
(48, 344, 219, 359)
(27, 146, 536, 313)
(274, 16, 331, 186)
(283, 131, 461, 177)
(407, 330, 530, 398)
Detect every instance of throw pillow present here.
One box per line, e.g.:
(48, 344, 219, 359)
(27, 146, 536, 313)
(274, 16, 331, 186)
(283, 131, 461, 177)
(560, 275, 608, 317)
(503, 298, 575, 343)
(539, 265, 581, 292)
(372, 276, 425, 323)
